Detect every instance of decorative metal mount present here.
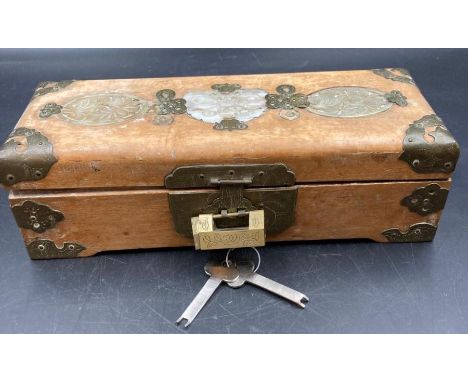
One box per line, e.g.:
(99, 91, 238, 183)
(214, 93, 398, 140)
(213, 119, 247, 131)
(27, 239, 85, 260)
(12, 200, 64, 233)
(382, 223, 437, 242)
(401, 183, 449, 216)
(400, 114, 459, 173)
(154, 89, 187, 125)
(165, 163, 297, 238)
(372, 68, 415, 85)
(0, 127, 57, 187)
(266, 85, 310, 120)
(385, 90, 408, 106)
(211, 83, 249, 130)
(32, 80, 76, 98)
(39, 103, 63, 118)
(211, 83, 241, 93)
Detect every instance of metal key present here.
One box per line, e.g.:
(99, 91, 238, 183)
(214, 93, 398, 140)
(227, 260, 309, 308)
(176, 261, 239, 327)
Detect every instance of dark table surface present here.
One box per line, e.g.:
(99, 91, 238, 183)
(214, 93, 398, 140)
(0, 49, 467, 333)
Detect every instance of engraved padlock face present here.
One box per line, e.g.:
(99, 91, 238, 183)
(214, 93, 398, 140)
(192, 210, 265, 250)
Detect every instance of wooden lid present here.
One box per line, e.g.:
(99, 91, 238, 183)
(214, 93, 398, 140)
(0, 69, 459, 190)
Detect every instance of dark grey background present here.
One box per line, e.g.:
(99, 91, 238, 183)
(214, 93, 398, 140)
(0, 49, 466, 333)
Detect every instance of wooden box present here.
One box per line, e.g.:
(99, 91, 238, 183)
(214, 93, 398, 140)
(0, 69, 460, 259)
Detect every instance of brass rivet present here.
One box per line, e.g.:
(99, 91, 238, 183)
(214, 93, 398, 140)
(423, 199, 430, 204)
(68, 244, 75, 251)
(412, 159, 420, 167)
(444, 162, 452, 169)
(414, 229, 422, 235)
(34, 170, 42, 178)
(37, 244, 45, 251)
(6, 174, 15, 182)
(33, 223, 40, 229)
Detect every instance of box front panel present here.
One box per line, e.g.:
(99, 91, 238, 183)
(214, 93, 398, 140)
(9, 179, 451, 259)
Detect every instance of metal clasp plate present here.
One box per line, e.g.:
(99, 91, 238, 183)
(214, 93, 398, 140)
(165, 164, 297, 243)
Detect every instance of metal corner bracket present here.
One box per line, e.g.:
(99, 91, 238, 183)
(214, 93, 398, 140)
(32, 80, 76, 98)
(0, 127, 57, 187)
(372, 68, 415, 85)
(400, 114, 459, 173)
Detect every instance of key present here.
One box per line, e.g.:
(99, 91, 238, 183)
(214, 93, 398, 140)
(176, 261, 239, 327)
(227, 260, 309, 308)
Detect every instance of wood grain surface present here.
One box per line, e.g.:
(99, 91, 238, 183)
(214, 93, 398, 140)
(10, 179, 451, 257)
(7, 69, 449, 191)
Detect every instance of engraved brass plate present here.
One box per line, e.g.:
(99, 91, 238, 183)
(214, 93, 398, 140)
(192, 210, 265, 250)
(0, 127, 57, 187)
(12, 200, 64, 233)
(27, 239, 85, 259)
(401, 183, 448, 216)
(382, 223, 437, 243)
(400, 114, 459, 173)
(165, 164, 297, 238)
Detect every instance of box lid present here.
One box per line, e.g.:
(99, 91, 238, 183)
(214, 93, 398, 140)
(0, 69, 459, 190)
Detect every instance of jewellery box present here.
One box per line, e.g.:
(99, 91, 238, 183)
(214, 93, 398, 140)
(0, 69, 459, 259)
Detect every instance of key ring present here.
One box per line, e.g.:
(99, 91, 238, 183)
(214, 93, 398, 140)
(225, 247, 261, 273)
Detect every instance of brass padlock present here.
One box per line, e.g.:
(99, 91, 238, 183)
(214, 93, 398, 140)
(191, 210, 265, 250)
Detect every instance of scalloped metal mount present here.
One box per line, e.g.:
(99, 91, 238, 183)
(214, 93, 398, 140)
(0, 127, 57, 187)
(382, 223, 437, 242)
(12, 200, 64, 233)
(27, 239, 86, 260)
(401, 183, 449, 216)
(400, 114, 460, 173)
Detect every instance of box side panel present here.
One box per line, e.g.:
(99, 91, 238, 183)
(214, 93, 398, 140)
(9, 179, 451, 259)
